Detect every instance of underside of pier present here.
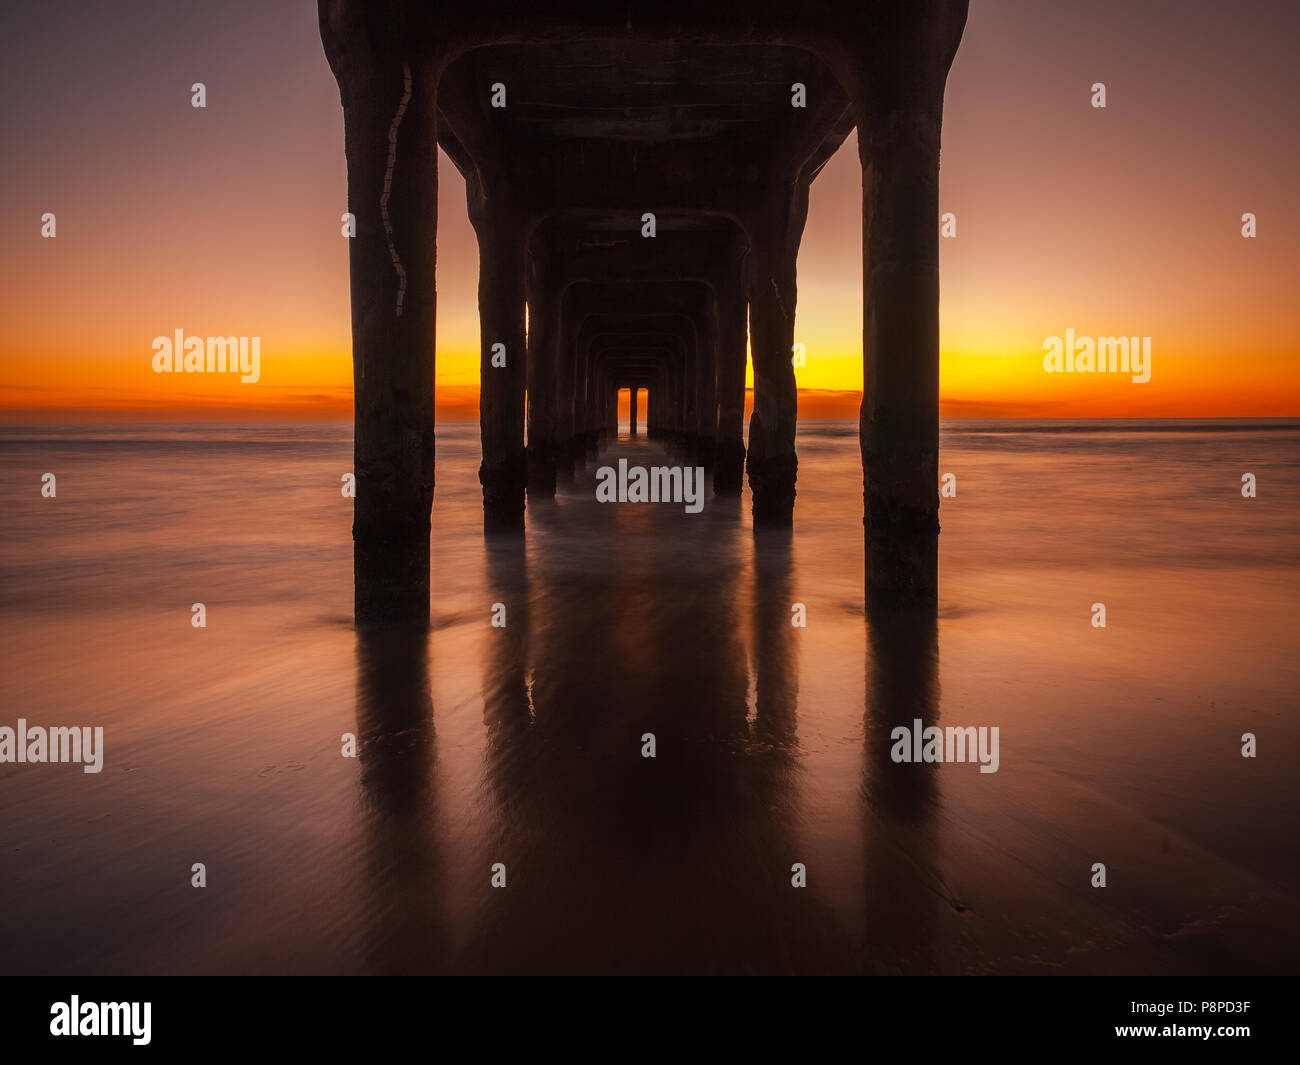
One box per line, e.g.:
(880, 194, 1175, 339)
(318, 0, 969, 623)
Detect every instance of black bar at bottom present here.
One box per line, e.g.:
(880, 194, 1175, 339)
(0, 976, 1284, 1054)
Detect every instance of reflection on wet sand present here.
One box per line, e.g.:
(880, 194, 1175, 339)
(353, 436, 958, 974)
(355, 626, 444, 973)
(862, 604, 944, 974)
(468, 469, 849, 973)
(3, 422, 1295, 974)
(346, 423, 1300, 975)
(356, 442, 869, 973)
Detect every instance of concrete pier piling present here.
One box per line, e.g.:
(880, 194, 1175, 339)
(319, 0, 968, 622)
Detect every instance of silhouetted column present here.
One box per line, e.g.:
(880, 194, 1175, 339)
(682, 325, 700, 452)
(553, 283, 579, 480)
(695, 300, 718, 466)
(595, 368, 609, 441)
(584, 335, 619, 452)
(713, 262, 747, 494)
(526, 257, 559, 497)
(745, 181, 809, 525)
(651, 366, 667, 439)
(599, 363, 615, 443)
(468, 172, 526, 531)
(573, 333, 593, 454)
(661, 364, 673, 440)
(855, 56, 954, 606)
(322, 20, 441, 625)
(676, 340, 696, 444)
(629, 385, 639, 436)
(575, 348, 591, 456)
(675, 353, 688, 441)
(665, 369, 675, 439)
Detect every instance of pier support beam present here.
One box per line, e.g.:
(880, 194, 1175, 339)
(468, 173, 527, 531)
(713, 258, 748, 494)
(694, 295, 718, 466)
(322, 14, 442, 625)
(319, 1, 967, 624)
(846, 1, 968, 606)
(860, 105, 940, 604)
(525, 254, 559, 498)
(745, 181, 809, 525)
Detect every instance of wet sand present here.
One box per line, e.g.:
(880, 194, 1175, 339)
(0, 420, 1296, 974)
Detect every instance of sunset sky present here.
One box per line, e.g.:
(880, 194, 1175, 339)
(1, 0, 1296, 421)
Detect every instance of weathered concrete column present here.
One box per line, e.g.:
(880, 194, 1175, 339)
(860, 106, 940, 603)
(570, 333, 591, 465)
(713, 259, 748, 494)
(628, 386, 639, 435)
(576, 348, 593, 456)
(672, 348, 687, 441)
(584, 338, 621, 450)
(590, 364, 606, 442)
(849, 3, 967, 606)
(745, 180, 809, 525)
(695, 298, 718, 466)
(597, 359, 617, 444)
(467, 172, 527, 531)
(525, 255, 559, 498)
(595, 366, 610, 441)
(321, 10, 441, 625)
(682, 322, 700, 452)
(553, 284, 579, 481)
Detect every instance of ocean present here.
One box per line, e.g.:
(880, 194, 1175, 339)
(1, 419, 1296, 974)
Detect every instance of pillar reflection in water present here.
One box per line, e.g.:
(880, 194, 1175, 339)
(467, 458, 852, 973)
(355, 626, 444, 974)
(861, 603, 944, 974)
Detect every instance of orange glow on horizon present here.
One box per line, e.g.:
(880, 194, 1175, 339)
(2, 2, 1295, 423)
